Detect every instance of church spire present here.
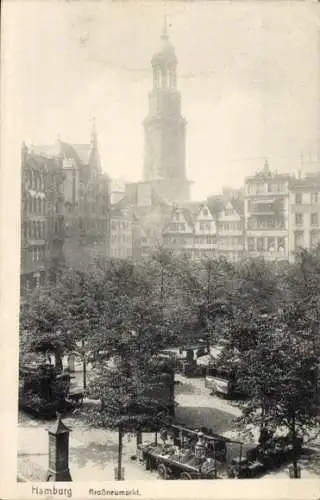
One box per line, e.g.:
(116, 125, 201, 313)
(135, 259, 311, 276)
(89, 117, 101, 172)
(90, 116, 97, 148)
(161, 14, 169, 41)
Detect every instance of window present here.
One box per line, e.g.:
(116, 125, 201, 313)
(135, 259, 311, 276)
(311, 193, 319, 204)
(257, 183, 266, 194)
(200, 221, 210, 231)
(202, 208, 208, 216)
(257, 237, 264, 252)
(33, 173, 38, 191)
(310, 230, 320, 248)
(311, 213, 318, 226)
(248, 237, 255, 251)
(247, 183, 256, 194)
(295, 213, 303, 226)
(267, 237, 275, 252)
(277, 237, 285, 252)
(295, 193, 302, 205)
(294, 231, 303, 250)
(23, 221, 27, 239)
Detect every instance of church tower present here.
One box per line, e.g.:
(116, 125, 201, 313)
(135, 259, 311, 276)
(88, 117, 102, 176)
(143, 18, 191, 203)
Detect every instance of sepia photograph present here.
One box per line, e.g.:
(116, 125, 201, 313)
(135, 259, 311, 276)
(1, 0, 320, 496)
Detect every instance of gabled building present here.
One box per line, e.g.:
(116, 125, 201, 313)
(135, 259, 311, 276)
(33, 122, 111, 268)
(216, 199, 244, 262)
(192, 203, 217, 260)
(162, 205, 194, 257)
(163, 202, 216, 260)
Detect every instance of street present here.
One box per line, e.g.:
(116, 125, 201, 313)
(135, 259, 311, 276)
(18, 367, 320, 480)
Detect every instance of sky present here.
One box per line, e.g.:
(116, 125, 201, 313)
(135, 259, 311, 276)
(4, 0, 320, 200)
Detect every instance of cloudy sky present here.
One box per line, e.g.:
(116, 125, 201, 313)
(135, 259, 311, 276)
(4, 0, 320, 200)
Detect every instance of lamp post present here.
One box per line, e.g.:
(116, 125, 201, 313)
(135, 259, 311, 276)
(116, 423, 124, 481)
(81, 336, 87, 390)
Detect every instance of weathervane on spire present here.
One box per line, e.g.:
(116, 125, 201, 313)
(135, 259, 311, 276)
(161, 2, 169, 40)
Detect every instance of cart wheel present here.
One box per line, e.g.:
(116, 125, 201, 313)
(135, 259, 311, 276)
(180, 472, 192, 480)
(157, 463, 169, 479)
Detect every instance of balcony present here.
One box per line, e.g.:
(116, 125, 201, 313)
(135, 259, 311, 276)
(247, 250, 287, 261)
(247, 198, 285, 215)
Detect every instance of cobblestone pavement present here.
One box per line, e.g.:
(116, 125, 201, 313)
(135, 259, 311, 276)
(18, 412, 158, 481)
(18, 367, 320, 480)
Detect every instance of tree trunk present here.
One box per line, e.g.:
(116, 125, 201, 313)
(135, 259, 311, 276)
(291, 414, 299, 478)
(82, 338, 87, 389)
(136, 430, 142, 449)
(55, 351, 63, 373)
(117, 426, 123, 480)
(160, 267, 164, 306)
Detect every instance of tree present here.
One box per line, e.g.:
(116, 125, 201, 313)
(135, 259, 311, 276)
(20, 284, 76, 371)
(235, 309, 319, 477)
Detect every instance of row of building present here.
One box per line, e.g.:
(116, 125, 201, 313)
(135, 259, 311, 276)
(106, 19, 320, 264)
(109, 160, 320, 264)
(21, 19, 320, 288)
(20, 124, 110, 289)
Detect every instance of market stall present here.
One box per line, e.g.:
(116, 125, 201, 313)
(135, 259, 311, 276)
(139, 425, 233, 479)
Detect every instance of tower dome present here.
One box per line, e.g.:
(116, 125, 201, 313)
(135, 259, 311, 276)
(151, 17, 177, 66)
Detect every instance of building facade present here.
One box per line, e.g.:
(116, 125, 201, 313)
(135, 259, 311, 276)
(125, 182, 172, 259)
(162, 206, 194, 257)
(20, 144, 65, 289)
(163, 203, 216, 260)
(288, 173, 320, 261)
(33, 124, 111, 269)
(142, 18, 191, 204)
(110, 205, 133, 259)
(216, 200, 244, 262)
(244, 161, 290, 261)
(192, 204, 217, 260)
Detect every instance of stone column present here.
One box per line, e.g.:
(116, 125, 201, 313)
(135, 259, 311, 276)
(46, 413, 72, 482)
